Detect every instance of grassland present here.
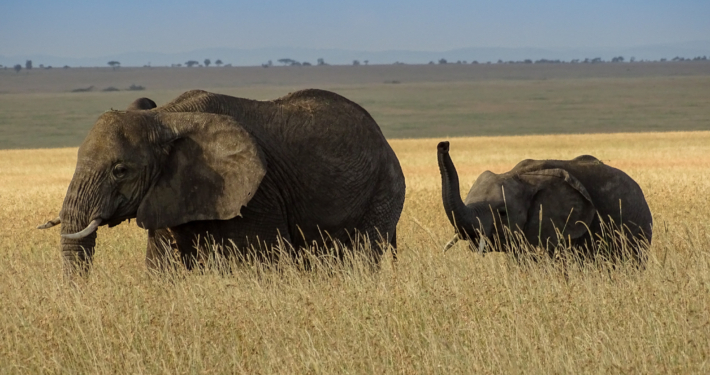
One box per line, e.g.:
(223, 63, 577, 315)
(1, 62, 709, 149)
(1, 131, 709, 373)
(1, 63, 709, 373)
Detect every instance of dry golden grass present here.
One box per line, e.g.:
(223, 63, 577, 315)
(1, 131, 709, 373)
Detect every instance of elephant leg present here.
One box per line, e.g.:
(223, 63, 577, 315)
(358, 216, 398, 266)
(146, 228, 182, 272)
(146, 226, 203, 271)
(165, 207, 292, 267)
(390, 227, 398, 262)
(358, 192, 403, 265)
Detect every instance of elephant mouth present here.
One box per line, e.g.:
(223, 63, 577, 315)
(107, 217, 129, 227)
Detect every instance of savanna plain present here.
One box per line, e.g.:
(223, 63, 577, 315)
(1, 63, 709, 373)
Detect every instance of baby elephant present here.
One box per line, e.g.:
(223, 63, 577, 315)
(437, 141, 652, 265)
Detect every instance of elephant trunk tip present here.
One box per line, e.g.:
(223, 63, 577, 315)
(437, 141, 450, 154)
(37, 216, 61, 229)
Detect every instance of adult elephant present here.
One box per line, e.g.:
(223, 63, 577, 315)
(38, 89, 406, 277)
(437, 141, 652, 265)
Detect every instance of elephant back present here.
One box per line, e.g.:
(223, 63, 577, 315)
(538, 158, 653, 243)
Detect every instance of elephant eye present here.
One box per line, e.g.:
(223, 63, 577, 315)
(497, 209, 508, 218)
(113, 164, 128, 179)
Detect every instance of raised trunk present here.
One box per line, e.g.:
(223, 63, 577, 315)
(437, 142, 477, 240)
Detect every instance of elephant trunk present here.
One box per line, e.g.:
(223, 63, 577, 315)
(437, 141, 477, 241)
(58, 179, 100, 278)
(60, 235, 96, 278)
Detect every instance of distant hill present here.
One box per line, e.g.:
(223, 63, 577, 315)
(1, 41, 708, 68)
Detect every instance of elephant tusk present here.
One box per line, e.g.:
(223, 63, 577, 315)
(443, 235, 460, 252)
(478, 239, 487, 253)
(37, 216, 61, 229)
(61, 219, 102, 239)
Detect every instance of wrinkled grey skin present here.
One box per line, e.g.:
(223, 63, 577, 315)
(437, 141, 652, 265)
(40, 89, 405, 278)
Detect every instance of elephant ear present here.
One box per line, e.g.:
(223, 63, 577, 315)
(136, 112, 267, 230)
(518, 168, 596, 245)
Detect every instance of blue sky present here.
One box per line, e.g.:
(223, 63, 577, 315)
(1, 0, 708, 57)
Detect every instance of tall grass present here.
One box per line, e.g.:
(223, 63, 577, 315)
(1, 132, 709, 373)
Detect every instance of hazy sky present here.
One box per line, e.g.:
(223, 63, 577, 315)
(1, 0, 708, 57)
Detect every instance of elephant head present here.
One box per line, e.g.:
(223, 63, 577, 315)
(38, 107, 267, 278)
(437, 141, 596, 253)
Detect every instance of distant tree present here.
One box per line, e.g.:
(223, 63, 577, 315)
(364, 60, 368, 65)
(14, 64, 22, 73)
(268, 60, 273, 66)
(524, 59, 532, 64)
(535, 59, 562, 64)
(71, 85, 94, 92)
(611, 56, 624, 63)
(497, 59, 503, 64)
(471, 60, 478, 64)
(278, 58, 296, 66)
(353, 60, 360, 66)
(204, 59, 211, 67)
(630, 56, 636, 63)
(302, 62, 312, 66)
(438, 58, 447, 64)
(25, 60, 32, 70)
(108, 61, 120, 70)
(185, 60, 199, 67)
(317, 58, 326, 66)
(215, 59, 223, 67)
(63, 65, 70, 69)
